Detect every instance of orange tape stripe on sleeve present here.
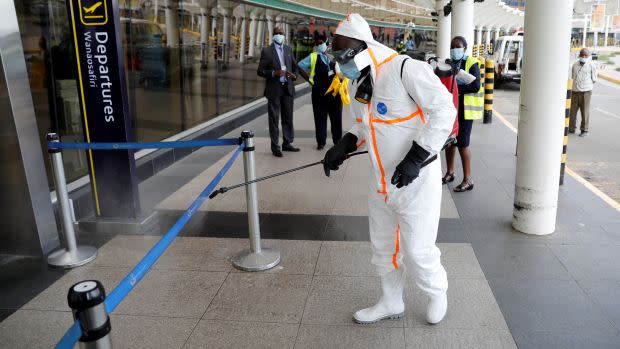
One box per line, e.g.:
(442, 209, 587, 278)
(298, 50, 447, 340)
(355, 118, 363, 123)
(392, 225, 400, 269)
(368, 104, 387, 195)
(356, 139, 366, 149)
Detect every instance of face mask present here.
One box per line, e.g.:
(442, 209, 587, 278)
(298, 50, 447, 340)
(579, 57, 588, 63)
(273, 34, 284, 45)
(339, 60, 361, 80)
(450, 48, 465, 61)
(317, 43, 327, 53)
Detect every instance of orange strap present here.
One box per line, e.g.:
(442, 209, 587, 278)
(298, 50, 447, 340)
(392, 225, 400, 269)
(368, 104, 387, 196)
(372, 106, 425, 125)
(356, 139, 366, 149)
(355, 118, 363, 123)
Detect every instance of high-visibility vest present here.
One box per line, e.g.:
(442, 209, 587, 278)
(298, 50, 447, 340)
(309, 52, 318, 85)
(463, 56, 483, 120)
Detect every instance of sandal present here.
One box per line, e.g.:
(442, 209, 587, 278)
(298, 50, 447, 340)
(442, 172, 455, 185)
(453, 180, 474, 192)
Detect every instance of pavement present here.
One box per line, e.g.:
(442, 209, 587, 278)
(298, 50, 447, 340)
(2, 77, 620, 348)
(493, 78, 620, 205)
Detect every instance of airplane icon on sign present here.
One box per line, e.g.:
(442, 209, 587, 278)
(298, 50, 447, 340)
(79, 0, 107, 25)
(83, 2, 102, 14)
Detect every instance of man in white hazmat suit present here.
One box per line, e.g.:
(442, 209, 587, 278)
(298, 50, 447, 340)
(323, 14, 456, 324)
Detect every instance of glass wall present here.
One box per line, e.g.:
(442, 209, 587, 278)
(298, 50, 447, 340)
(14, 0, 415, 188)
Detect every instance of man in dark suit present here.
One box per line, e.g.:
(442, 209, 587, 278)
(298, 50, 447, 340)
(257, 27, 300, 157)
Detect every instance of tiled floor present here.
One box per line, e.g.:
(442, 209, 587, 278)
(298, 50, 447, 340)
(0, 236, 516, 349)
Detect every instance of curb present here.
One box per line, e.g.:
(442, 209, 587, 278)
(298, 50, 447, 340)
(598, 73, 620, 85)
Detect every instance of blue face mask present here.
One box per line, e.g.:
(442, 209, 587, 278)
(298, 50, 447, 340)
(273, 34, 284, 45)
(317, 43, 327, 53)
(579, 57, 588, 63)
(450, 48, 465, 61)
(339, 60, 361, 80)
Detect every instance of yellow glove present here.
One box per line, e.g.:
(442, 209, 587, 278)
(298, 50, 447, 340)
(325, 75, 341, 97)
(339, 78, 350, 105)
(325, 75, 351, 105)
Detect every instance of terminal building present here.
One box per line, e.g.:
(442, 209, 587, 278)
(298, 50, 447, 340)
(2, 0, 620, 348)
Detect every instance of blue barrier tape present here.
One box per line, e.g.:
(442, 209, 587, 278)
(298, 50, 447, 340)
(47, 138, 240, 150)
(54, 321, 82, 349)
(53, 144, 244, 349)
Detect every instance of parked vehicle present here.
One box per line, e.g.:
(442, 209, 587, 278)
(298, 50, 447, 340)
(492, 35, 523, 85)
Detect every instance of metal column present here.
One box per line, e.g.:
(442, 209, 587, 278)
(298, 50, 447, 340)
(232, 131, 280, 271)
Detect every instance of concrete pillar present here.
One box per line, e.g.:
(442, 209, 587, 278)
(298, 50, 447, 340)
(513, 0, 574, 235)
(593, 30, 598, 48)
(200, 9, 208, 45)
(267, 15, 274, 44)
(476, 27, 482, 45)
(451, 0, 474, 56)
(436, 0, 451, 60)
(165, 0, 179, 47)
(222, 8, 230, 63)
(494, 27, 501, 42)
(582, 16, 588, 46)
(154, 0, 158, 23)
(240, 15, 247, 63)
(211, 9, 217, 37)
(485, 28, 491, 45)
(257, 15, 265, 49)
(284, 21, 290, 44)
(200, 8, 209, 67)
(248, 13, 257, 57)
(604, 15, 610, 47)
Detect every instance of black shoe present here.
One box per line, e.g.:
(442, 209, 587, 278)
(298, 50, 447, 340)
(272, 149, 283, 157)
(317, 144, 325, 150)
(282, 144, 300, 152)
(579, 131, 587, 137)
(569, 130, 576, 134)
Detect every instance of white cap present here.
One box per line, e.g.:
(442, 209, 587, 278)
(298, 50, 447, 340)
(335, 14, 374, 43)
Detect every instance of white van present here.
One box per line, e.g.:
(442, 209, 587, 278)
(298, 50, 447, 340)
(492, 35, 523, 84)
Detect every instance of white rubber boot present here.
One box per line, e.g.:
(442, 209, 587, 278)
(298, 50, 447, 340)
(354, 269, 405, 324)
(426, 291, 448, 324)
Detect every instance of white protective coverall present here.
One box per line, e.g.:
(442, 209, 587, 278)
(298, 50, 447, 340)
(336, 14, 456, 323)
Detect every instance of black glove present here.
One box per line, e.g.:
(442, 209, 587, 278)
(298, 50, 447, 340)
(323, 133, 358, 177)
(391, 141, 431, 188)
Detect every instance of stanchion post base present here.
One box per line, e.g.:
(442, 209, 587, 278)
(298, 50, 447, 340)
(232, 248, 280, 271)
(47, 246, 97, 268)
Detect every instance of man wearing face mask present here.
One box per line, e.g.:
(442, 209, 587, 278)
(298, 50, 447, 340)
(298, 35, 343, 150)
(323, 14, 456, 325)
(570, 48, 597, 137)
(257, 27, 300, 157)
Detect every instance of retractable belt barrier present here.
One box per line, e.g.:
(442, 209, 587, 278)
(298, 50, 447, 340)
(47, 138, 241, 150)
(51, 130, 281, 349)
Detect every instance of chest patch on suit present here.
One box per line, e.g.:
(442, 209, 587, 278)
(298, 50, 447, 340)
(377, 102, 388, 115)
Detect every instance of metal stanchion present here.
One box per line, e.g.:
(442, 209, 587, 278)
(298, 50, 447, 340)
(68, 280, 113, 349)
(483, 59, 495, 124)
(46, 133, 97, 268)
(560, 79, 573, 185)
(232, 131, 281, 271)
